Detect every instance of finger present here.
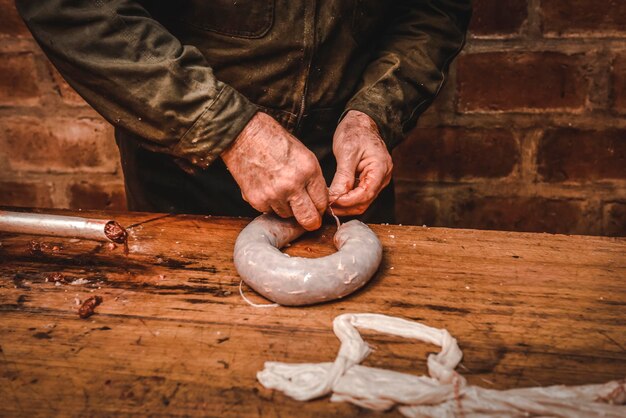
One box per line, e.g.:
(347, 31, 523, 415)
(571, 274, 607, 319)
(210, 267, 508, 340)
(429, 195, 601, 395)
(306, 173, 329, 215)
(250, 201, 272, 214)
(333, 171, 392, 216)
(333, 163, 384, 208)
(271, 201, 293, 218)
(242, 191, 272, 214)
(333, 186, 369, 208)
(329, 154, 359, 202)
(331, 204, 369, 216)
(289, 191, 322, 231)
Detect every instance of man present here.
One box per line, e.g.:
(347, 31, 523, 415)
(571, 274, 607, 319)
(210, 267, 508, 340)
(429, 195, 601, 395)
(17, 0, 471, 231)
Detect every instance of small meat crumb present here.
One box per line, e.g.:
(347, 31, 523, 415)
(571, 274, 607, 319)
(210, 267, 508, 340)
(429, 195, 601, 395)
(45, 272, 67, 284)
(29, 240, 46, 255)
(78, 295, 103, 319)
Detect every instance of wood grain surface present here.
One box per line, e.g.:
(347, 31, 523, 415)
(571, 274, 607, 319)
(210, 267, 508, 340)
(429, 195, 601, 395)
(0, 208, 625, 417)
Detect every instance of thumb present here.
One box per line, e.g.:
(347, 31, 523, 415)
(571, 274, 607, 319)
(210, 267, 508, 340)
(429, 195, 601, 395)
(329, 155, 359, 203)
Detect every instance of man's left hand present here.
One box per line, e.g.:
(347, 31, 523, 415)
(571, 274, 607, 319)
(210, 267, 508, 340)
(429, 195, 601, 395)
(329, 110, 393, 215)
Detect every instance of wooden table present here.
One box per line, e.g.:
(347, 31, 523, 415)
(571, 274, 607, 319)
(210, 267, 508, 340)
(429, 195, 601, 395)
(0, 209, 624, 417)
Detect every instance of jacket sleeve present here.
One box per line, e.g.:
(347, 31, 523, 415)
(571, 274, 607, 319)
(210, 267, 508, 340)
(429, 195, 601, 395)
(15, 0, 258, 169)
(344, 0, 471, 149)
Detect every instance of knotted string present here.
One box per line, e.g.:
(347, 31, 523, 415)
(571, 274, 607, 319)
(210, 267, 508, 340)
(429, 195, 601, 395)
(328, 204, 341, 229)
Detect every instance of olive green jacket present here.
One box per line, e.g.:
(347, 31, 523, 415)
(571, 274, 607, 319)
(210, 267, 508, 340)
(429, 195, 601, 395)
(16, 0, 471, 168)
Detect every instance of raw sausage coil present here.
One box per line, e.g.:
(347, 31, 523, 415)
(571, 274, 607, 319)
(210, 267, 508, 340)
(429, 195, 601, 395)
(233, 214, 383, 306)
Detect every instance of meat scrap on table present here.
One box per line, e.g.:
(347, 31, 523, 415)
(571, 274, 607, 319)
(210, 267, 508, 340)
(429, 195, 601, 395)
(78, 296, 103, 319)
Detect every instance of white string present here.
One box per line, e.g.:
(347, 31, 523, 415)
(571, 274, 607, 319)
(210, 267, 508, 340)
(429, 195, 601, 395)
(257, 313, 626, 417)
(327, 185, 342, 229)
(328, 205, 341, 229)
(238, 280, 279, 308)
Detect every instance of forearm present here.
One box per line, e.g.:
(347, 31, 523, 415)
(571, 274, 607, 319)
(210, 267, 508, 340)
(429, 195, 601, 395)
(16, 0, 257, 168)
(345, 0, 472, 149)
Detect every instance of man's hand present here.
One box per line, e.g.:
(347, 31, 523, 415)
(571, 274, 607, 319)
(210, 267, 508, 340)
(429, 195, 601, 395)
(329, 110, 393, 216)
(222, 112, 328, 231)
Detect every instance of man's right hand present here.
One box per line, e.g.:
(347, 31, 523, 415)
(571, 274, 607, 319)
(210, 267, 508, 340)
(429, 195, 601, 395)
(221, 112, 328, 231)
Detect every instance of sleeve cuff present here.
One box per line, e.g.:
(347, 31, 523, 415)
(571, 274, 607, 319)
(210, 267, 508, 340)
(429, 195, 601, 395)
(173, 84, 258, 169)
(342, 93, 405, 150)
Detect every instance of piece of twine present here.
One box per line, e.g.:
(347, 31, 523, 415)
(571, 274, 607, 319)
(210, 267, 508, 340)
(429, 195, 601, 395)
(239, 280, 280, 308)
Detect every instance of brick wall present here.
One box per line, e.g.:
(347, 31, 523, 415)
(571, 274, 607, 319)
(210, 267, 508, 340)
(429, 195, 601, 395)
(395, 0, 626, 236)
(0, 0, 625, 236)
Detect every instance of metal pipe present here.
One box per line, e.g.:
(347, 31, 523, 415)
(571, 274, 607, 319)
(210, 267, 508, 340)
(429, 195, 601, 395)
(0, 210, 127, 243)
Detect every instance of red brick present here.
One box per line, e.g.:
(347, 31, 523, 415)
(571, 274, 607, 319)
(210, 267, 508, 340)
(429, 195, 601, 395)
(394, 128, 518, 181)
(541, 0, 626, 36)
(395, 185, 439, 226)
(68, 182, 126, 211)
(0, 53, 41, 105)
(457, 52, 587, 112)
(469, 0, 527, 36)
(0, 0, 30, 37)
(450, 196, 587, 234)
(612, 53, 626, 113)
(0, 181, 53, 208)
(0, 117, 119, 173)
(537, 129, 626, 182)
(603, 202, 626, 237)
